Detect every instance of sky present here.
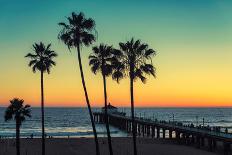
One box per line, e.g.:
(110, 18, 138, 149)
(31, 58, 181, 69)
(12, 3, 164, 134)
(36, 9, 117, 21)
(0, 0, 232, 107)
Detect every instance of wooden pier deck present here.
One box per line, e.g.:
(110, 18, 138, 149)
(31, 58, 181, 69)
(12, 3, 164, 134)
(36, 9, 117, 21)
(93, 112, 232, 155)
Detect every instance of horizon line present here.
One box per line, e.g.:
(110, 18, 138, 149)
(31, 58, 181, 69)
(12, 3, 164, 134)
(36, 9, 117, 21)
(0, 106, 232, 108)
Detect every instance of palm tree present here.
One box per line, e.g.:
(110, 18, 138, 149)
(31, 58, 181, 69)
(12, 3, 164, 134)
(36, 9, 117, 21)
(5, 98, 31, 155)
(89, 44, 114, 155)
(58, 12, 100, 155)
(112, 38, 156, 155)
(25, 42, 57, 155)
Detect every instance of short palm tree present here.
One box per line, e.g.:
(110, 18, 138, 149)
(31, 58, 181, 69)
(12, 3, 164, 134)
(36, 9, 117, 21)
(5, 98, 31, 155)
(58, 12, 100, 155)
(89, 44, 114, 155)
(112, 38, 156, 155)
(25, 42, 57, 155)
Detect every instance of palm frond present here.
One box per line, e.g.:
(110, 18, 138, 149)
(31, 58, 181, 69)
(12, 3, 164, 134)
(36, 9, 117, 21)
(92, 46, 100, 54)
(81, 32, 96, 46)
(133, 39, 141, 50)
(145, 49, 156, 58)
(25, 53, 38, 59)
(140, 64, 156, 77)
(58, 22, 69, 28)
(82, 18, 95, 30)
(137, 44, 148, 53)
(119, 43, 127, 51)
(134, 68, 146, 83)
(90, 62, 101, 74)
(112, 70, 124, 83)
(28, 60, 38, 67)
(4, 107, 13, 121)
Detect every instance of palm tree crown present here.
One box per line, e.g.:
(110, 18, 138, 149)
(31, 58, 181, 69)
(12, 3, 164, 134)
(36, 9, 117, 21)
(89, 44, 114, 76)
(25, 42, 57, 73)
(58, 12, 96, 49)
(113, 38, 156, 82)
(5, 98, 31, 125)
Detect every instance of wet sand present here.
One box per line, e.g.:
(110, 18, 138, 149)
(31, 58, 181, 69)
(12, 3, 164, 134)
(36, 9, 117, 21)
(0, 137, 218, 155)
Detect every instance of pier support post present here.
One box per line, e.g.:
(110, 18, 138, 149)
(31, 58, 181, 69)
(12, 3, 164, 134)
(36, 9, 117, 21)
(163, 129, 165, 139)
(208, 138, 213, 151)
(223, 142, 230, 155)
(201, 137, 205, 147)
(128, 121, 131, 133)
(138, 124, 141, 136)
(186, 134, 189, 145)
(99, 115, 102, 123)
(157, 127, 160, 138)
(147, 126, 150, 137)
(176, 131, 180, 139)
(142, 125, 145, 137)
(191, 135, 195, 144)
(212, 140, 217, 149)
(152, 126, 155, 138)
(169, 130, 172, 139)
(135, 123, 137, 135)
(126, 121, 129, 132)
(196, 136, 200, 148)
(145, 125, 147, 135)
(182, 133, 185, 144)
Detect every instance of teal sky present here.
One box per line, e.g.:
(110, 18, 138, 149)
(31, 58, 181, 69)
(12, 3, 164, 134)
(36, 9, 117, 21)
(1, 0, 232, 47)
(0, 0, 232, 107)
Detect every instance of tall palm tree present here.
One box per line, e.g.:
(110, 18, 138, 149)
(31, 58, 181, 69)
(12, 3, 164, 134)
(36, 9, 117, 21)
(89, 44, 114, 155)
(5, 98, 31, 155)
(112, 38, 156, 155)
(25, 42, 57, 155)
(58, 12, 100, 155)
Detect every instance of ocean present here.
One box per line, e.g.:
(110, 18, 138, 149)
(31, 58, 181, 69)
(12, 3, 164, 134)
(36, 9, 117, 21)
(0, 107, 232, 138)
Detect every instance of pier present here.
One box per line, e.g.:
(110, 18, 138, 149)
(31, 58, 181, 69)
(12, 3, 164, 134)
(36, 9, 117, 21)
(93, 112, 232, 155)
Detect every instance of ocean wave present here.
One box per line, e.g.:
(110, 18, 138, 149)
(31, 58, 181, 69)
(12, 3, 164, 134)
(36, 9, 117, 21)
(215, 120, 232, 123)
(76, 130, 119, 135)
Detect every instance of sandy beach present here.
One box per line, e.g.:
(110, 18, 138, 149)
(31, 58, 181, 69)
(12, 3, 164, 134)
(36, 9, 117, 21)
(0, 137, 219, 155)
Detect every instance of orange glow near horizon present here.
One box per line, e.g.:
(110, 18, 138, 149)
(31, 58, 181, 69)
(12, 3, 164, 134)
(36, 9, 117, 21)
(1, 1, 232, 107)
(1, 45, 232, 107)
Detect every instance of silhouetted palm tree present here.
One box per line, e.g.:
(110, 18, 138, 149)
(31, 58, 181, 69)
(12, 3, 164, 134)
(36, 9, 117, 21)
(89, 44, 114, 155)
(58, 12, 100, 155)
(112, 38, 156, 155)
(5, 98, 31, 155)
(25, 42, 57, 155)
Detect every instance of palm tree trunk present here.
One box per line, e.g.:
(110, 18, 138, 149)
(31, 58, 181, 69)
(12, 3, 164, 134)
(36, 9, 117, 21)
(16, 120, 20, 155)
(41, 71, 45, 155)
(130, 74, 137, 155)
(102, 73, 113, 155)
(77, 45, 100, 155)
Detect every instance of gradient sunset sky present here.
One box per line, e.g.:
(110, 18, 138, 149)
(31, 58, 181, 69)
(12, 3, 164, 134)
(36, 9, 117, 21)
(0, 0, 232, 107)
